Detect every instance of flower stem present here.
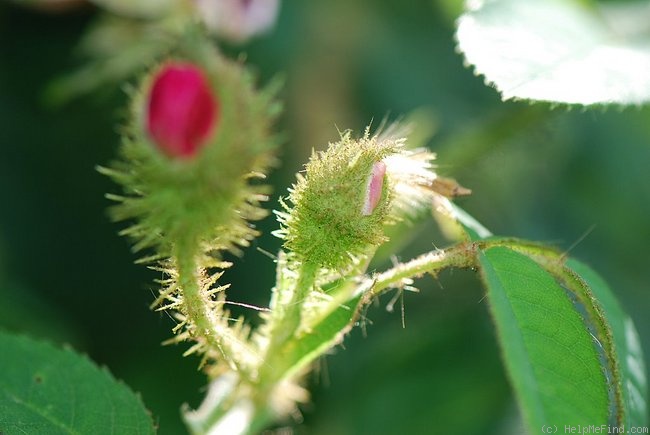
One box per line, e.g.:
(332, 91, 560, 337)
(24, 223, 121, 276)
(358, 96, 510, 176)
(262, 260, 317, 363)
(282, 261, 318, 341)
(251, 260, 317, 418)
(356, 241, 478, 298)
(174, 238, 255, 381)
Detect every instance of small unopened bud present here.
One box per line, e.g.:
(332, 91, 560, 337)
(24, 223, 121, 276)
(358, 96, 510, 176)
(146, 62, 218, 159)
(275, 130, 399, 270)
(362, 162, 386, 216)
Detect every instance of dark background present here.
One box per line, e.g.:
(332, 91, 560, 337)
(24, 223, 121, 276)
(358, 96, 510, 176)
(1, 1, 648, 434)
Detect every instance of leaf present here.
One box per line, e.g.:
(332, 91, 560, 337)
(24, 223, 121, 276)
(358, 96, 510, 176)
(456, 0, 650, 105)
(444, 201, 493, 241)
(478, 238, 648, 426)
(281, 292, 365, 381)
(566, 259, 648, 426)
(478, 246, 609, 429)
(45, 16, 171, 105)
(86, 0, 173, 18)
(0, 331, 155, 435)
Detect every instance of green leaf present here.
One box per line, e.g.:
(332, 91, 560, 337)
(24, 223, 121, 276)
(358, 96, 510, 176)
(445, 201, 492, 241)
(456, 0, 650, 105)
(566, 259, 648, 426)
(45, 16, 171, 105)
(86, 0, 173, 18)
(281, 291, 365, 381)
(479, 246, 609, 429)
(478, 238, 648, 425)
(0, 331, 155, 435)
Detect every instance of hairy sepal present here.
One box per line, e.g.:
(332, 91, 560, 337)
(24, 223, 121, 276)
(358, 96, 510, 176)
(103, 32, 280, 261)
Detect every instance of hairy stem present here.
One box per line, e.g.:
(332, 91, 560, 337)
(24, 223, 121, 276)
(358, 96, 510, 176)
(244, 261, 318, 426)
(203, 242, 480, 433)
(174, 239, 255, 381)
(260, 260, 318, 373)
(356, 241, 478, 298)
(280, 261, 318, 345)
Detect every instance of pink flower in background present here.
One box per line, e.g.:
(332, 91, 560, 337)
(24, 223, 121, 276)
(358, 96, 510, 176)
(196, 0, 280, 43)
(146, 62, 218, 159)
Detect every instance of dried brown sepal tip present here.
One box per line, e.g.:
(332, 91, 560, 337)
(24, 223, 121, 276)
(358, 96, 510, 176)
(429, 176, 472, 198)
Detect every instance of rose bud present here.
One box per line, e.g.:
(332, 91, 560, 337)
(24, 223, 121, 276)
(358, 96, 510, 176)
(146, 62, 218, 159)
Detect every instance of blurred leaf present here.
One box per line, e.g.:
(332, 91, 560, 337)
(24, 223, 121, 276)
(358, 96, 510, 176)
(0, 282, 81, 345)
(434, 0, 465, 21)
(45, 15, 173, 104)
(9, 0, 87, 13)
(0, 331, 155, 435)
(87, 0, 173, 18)
(566, 259, 648, 426)
(479, 246, 609, 430)
(456, 0, 650, 105)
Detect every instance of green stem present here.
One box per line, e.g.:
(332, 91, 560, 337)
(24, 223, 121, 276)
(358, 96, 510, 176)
(261, 260, 318, 366)
(224, 243, 477, 433)
(282, 261, 318, 342)
(249, 261, 318, 421)
(357, 241, 478, 298)
(174, 239, 255, 381)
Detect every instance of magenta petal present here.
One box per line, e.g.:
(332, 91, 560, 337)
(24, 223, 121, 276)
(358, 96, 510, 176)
(146, 62, 218, 159)
(362, 161, 387, 216)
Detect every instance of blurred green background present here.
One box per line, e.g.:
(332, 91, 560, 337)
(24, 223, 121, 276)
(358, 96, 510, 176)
(1, 1, 648, 434)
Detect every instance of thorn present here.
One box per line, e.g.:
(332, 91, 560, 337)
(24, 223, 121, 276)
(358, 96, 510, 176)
(562, 224, 596, 259)
(183, 343, 204, 357)
(386, 288, 402, 313)
(256, 246, 278, 260)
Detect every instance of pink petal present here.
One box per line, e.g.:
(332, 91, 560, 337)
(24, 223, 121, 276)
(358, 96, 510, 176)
(362, 161, 386, 216)
(146, 62, 218, 159)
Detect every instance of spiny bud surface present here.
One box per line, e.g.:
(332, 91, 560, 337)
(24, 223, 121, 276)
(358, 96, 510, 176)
(275, 130, 401, 270)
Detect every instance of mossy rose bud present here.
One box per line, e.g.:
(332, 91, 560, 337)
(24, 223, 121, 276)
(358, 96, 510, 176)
(275, 130, 401, 270)
(146, 62, 218, 158)
(103, 37, 280, 259)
